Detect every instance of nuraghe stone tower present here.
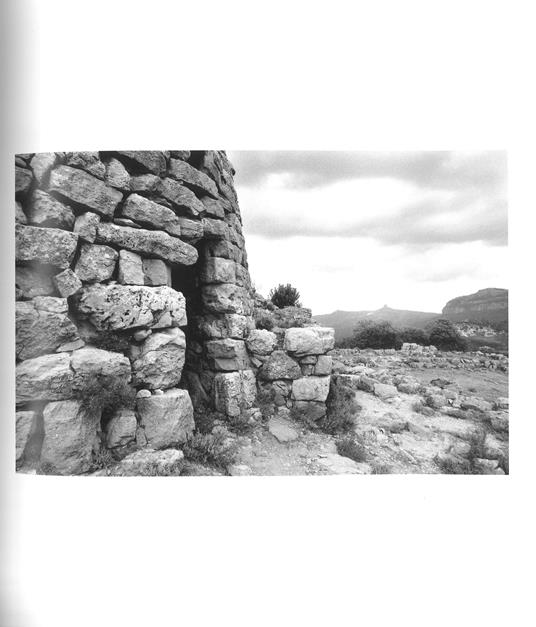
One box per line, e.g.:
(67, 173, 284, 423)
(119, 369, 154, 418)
(15, 151, 334, 474)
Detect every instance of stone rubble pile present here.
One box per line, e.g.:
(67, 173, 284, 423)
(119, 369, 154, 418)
(15, 150, 336, 474)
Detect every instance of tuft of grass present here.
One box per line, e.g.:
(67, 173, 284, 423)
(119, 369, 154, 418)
(255, 314, 274, 331)
(434, 454, 471, 474)
(336, 435, 367, 463)
(73, 374, 136, 421)
(320, 379, 360, 435)
(371, 463, 392, 474)
(182, 431, 237, 469)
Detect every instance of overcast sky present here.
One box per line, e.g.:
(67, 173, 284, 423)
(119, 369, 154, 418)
(227, 151, 507, 316)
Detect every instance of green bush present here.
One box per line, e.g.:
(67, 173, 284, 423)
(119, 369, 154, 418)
(350, 320, 399, 349)
(336, 435, 367, 463)
(397, 327, 430, 346)
(427, 318, 467, 351)
(320, 378, 360, 435)
(269, 283, 301, 308)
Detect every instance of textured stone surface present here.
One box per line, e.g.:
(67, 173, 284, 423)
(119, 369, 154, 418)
(65, 152, 106, 179)
(30, 152, 57, 184)
(16, 299, 79, 360)
(16, 353, 74, 403)
(16, 201, 27, 224)
(314, 355, 333, 376)
(159, 177, 205, 216)
(116, 151, 167, 176)
(121, 193, 182, 237)
(176, 217, 203, 240)
(105, 157, 130, 190)
(118, 250, 144, 285)
(16, 411, 38, 464)
(284, 327, 324, 355)
(137, 389, 194, 448)
(201, 196, 225, 218)
(16, 266, 56, 299)
(200, 257, 236, 284)
(16, 166, 32, 196)
(258, 351, 301, 381)
(201, 283, 249, 314)
(196, 314, 251, 339)
(246, 329, 277, 355)
(48, 165, 122, 217)
(132, 328, 186, 389)
(142, 259, 171, 286)
(40, 400, 100, 475)
(293, 400, 327, 421)
(206, 339, 251, 371)
(96, 222, 198, 266)
(213, 370, 257, 416)
(75, 283, 187, 331)
(74, 212, 100, 243)
(95, 448, 184, 476)
(16, 224, 78, 269)
(70, 347, 131, 382)
(202, 217, 228, 239)
(105, 409, 137, 448)
(53, 269, 83, 297)
(75, 243, 118, 282)
(27, 190, 75, 229)
(268, 416, 299, 442)
(169, 158, 218, 197)
(291, 376, 330, 401)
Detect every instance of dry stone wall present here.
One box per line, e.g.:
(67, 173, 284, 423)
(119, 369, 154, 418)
(15, 150, 335, 474)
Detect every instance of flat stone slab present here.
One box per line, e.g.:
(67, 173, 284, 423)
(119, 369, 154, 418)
(268, 416, 299, 443)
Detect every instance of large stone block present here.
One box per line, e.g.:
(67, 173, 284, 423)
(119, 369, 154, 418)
(75, 243, 118, 282)
(70, 347, 131, 383)
(105, 409, 137, 448)
(291, 376, 331, 402)
(121, 193, 182, 237)
(132, 328, 186, 389)
(65, 152, 106, 179)
(118, 250, 144, 285)
(246, 329, 277, 356)
(115, 151, 167, 176)
(53, 268, 83, 297)
(96, 222, 198, 266)
(142, 259, 171, 286)
(74, 212, 100, 243)
(284, 326, 334, 355)
(16, 266, 56, 299)
(16, 299, 79, 360)
(105, 157, 130, 190)
(201, 283, 250, 315)
(314, 355, 333, 376)
(271, 306, 312, 329)
(205, 339, 251, 371)
(159, 178, 205, 216)
(40, 400, 101, 474)
(15, 166, 32, 196)
(258, 350, 301, 381)
(30, 152, 57, 184)
(74, 283, 187, 331)
(16, 353, 74, 403)
(16, 224, 78, 269)
(137, 389, 194, 448)
(169, 159, 218, 198)
(213, 370, 257, 417)
(201, 196, 225, 218)
(200, 257, 236, 284)
(202, 217, 228, 240)
(48, 165, 122, 218)
(176, 217, 203, 241)
(16, 410, 38, 464)
(27, 190, 75, 230)
(196, 314, 252, 339)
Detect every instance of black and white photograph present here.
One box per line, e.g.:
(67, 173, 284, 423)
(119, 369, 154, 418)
(2, 2, 534, 627)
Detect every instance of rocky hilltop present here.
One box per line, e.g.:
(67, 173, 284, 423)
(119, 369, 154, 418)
(442, 288, 508, 323)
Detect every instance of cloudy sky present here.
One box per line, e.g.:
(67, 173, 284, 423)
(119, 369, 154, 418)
(227, 151, 508, 316)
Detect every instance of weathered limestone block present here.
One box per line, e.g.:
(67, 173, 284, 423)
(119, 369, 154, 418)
(53, 268, 83, 297)
(137, 389, 194, 448)
(169, 150, 191, 160)
(16, 410, 38, 464)
(206, 339, 251, 371)
(30, 152, 57, 184)
(196, 314, 252, 339)
(202, 217, 228, 240)
(74, 212, 100, 243)
(284, 326, 335, 355)
(130, 173, 161, 194)
(16, 298, 80, 360)
(75, 284, 187, 331)
(40, 400, 101, 474)
(200, 257, 236, 284)
(27, 190, 75, 229)
(105, 409, 137, 448)
(15, 166, 33, 196)
(213, 370, 257, 417)
(201, 196, 225, 218)
(314, 355, 333, 376)
(121, 193, 182, 237)
(271, 306, 312, 329)
(71, 347, 131, 383)
(96, 222, 198, 266)
(291, 376, 331, 402)
(203, 240, 242, 263)
(16, 266, 56, 299)
(16, 353, 74, 403)
(16, 224, 78, 269)
(142, 259, 171, 286)
(159, 177, 205, 216)
(48, 166, 122, 218)
(96, 448, 184, 476)
(373, 383, 398, 400)
(75, 243, 118, 282)
(176, 217, 203, 241)
(116, 151, 167, 176)
(246, 329, 277, 356)
(118, 250, 144, 285)
(65, 152, 106, 179)
(105, 157, 130, 190)
(293, 400, 327, 421)
(201, 283, 250, 315)
(258, 350, 301, 381)
(169, 158, 218, 197)
(131, 328, 186, 389)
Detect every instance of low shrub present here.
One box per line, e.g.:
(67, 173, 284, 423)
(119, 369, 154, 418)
(336, 435, 367, 463)
(182, 431, 237, 469)
(269, 283, 301, 308)
(320, 379, 360, 435)
(73, 374, 136, 422)
(255, 314, 274, 331)
(371, 463, 392, 474)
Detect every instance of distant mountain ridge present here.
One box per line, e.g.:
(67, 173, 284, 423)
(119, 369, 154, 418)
(313, 288, 508, 341)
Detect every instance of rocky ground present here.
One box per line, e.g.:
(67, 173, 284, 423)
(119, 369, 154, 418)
(84, 345, 508, 476)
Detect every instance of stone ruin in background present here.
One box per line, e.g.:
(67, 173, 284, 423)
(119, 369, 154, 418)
(15, 151, 334, 474)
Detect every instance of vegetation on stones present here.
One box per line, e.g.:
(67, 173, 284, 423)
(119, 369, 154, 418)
(255, 314, 274, 331)
(349, 320, 400, 350)
(73, 374, 136, 421)
(427, 318, 467, 352)
(182, 431, 238, 469)
(336, 435, 367, 463)
(269, 283, 301, 308)
(319, 379, 360, 435)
